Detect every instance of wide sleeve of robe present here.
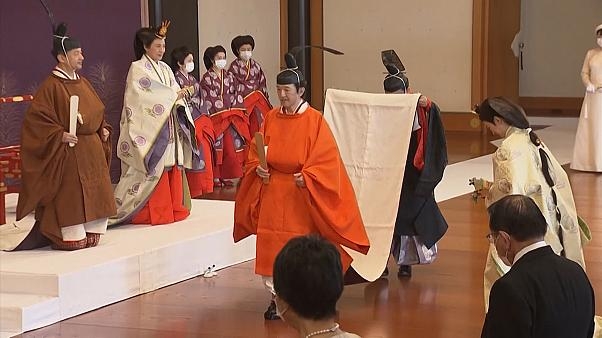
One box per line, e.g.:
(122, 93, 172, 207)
(81, 77, 113, 167)
(118, 61, 178, 174)
(16, 79, 68, 219)
(301, 114, 370, 254)
(415, 102, 448, 196)
(232, 127, 262, 241)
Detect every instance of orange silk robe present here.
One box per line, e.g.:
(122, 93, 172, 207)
(234, 106, 370, 276)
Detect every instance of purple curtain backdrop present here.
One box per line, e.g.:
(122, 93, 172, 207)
(0, 0, 141, 182)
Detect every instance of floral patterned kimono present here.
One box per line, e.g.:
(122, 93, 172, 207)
(200, 68, 250, 181)
(229, 58, 272, 135)
(175, 70, 214, 196)
(110, 55, 203, 225)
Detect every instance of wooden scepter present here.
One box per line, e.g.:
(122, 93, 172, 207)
(68, 95, 79, 147)
(254, 132, 269, 184)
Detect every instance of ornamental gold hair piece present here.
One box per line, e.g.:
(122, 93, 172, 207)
(155, 20, 170, 39)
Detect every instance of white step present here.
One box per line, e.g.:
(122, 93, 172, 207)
(0, 272, 58, 296)
(0, 197, 256, 335)
(0, 293, 59, 333)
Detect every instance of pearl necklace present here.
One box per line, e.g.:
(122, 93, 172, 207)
(305, 323, 340, 338)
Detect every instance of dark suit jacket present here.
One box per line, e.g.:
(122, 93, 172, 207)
(481, 246, 595, 338)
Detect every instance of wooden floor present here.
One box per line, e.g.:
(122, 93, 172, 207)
(18, 130, 601, 338)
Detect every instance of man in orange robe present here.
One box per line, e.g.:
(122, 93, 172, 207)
(234, 53, 370, 320)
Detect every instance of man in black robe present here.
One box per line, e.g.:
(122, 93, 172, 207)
(383, 51, 448, 277)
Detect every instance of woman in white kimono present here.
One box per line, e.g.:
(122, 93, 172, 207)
(475, 97, 588, 311)
(572, 24, 602, 172)
(110, 22, 203, 226)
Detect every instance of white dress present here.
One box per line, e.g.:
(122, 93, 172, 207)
(571, 48, 602, 172)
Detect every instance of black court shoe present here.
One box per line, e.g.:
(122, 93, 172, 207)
(398, 265, 412, 278)
(264, 300, 280, 320)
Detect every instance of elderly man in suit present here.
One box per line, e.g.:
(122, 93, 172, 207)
(482, 194, 595, 338)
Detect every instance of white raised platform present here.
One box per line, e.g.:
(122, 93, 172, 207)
(0, 194, 254, 337)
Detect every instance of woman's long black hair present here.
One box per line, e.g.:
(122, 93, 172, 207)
(133, 27, 157, 60)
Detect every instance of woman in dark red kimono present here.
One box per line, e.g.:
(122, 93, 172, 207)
(201, 45, 250, 186)
(171, 46, 214, 196)
(229, 35, 272, 135)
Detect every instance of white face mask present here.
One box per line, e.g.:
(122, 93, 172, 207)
(215, 59, 227, 69)
(240, 50, 252, 61)
(597, 37, 602, 48)
(492, 234, 513, 266)
(185, 62, 194, 73)
(498, 247, 512, 266)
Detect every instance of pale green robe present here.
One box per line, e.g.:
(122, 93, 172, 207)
(483, 126, 586, 311)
